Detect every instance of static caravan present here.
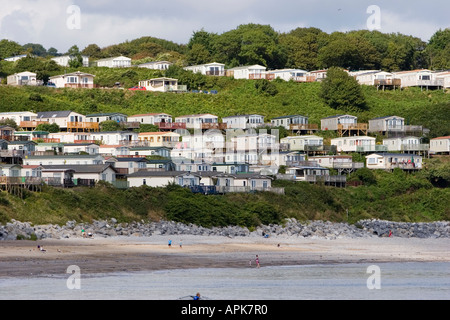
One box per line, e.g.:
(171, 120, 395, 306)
(227, 65, 267, 80)
(184, 62, 225, 76)
(222, 114, 265, 129)
(369, 116, 405, 134)
(321, 115, 358, 131)
(97, 56, 131, 68)
(430, 136, 450, 155)
(366, 153, 423, 170)
(331, 136, 376, 153)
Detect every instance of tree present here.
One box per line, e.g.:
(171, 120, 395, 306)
(22, 43, 48, 57)
(100, 120, 125, 132)
(0, 39, 23, 59)
(81, 44, 102, 59)
(237, 24, 286, 68)
(0, 118, 19, 130)
(319, 67, 367, 112)
(426, 28, 450, 70)
(186, 43, 211, 65)
(36, 123, 60, 133)
(14, 55, 44, 73)
(67, 45, 83, 68)
(187, 29, 217, 65)
(211, 24, 286, 68)
(317, 33, 380, 70)
(139, 124, 159, 133)
(254, 79, 278, 96)
(47, 47, 59, 56)
(349, 167, 377, 186)
(280, 27, 327, 70)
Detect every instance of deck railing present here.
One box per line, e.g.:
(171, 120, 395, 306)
(338, 123, 368, 131)
(201, 123, 228, 130)
(332, 162, 365, 169)
(305, 175, 347, 184)
(216, 186, 285, 195)
(374, 79, 402, 86)
(289, 124, 319, 131)
(20, 121, 49, 129)
(356, 145, 388, 152)
(205, 70, 225, 76)
(67, 122, 100, 132)
(156, 122, 187, 130)
(248, 74, 267, 80)
(401, 144, 430, 152)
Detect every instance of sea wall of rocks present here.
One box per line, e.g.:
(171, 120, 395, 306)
(0, 218, 449, 241)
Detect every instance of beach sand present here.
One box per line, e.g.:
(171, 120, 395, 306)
(1, 235, 449, 278)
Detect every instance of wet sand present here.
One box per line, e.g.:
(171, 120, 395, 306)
(1, 235, 449, 278)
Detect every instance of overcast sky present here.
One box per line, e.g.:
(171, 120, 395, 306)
(0, 0, 448, 53)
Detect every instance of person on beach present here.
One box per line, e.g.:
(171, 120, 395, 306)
(37, 245, 46, 252)
(255, 255, 260, 268)
(168, 239, 172, 248)
(179, 240, 182, 248)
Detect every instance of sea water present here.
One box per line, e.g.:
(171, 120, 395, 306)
(1, 262, 449, 300)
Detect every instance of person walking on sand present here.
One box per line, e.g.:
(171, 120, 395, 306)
(168, 239, 172, 248)
(255, 255, 260, 268)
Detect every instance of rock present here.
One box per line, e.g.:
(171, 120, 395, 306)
(1, 218, 449, 241)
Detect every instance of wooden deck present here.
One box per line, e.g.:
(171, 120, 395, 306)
(67, 122, 100, 132)
(338, 123, 368, 137)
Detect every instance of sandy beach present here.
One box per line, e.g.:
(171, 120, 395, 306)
(1, 235, 449, 278)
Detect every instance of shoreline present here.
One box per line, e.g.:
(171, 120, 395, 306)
(1, 235, 449, 278)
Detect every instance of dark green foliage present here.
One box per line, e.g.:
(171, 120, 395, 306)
(254, 79, 278, 96)
(349, 167, 377, 186)
(35, 123, 60, 133)
(100, 120, 125, 132)
(165, 188, 242, 227)
(0, 39, 23, 59)
(243, 201, 281, 226)
(1, 25, 449, 75)
(0, 118, 19, 130)
(319, 67, 367, 112)
(426, 28, 450, 69)
(419, 159, 450, 188)
(0, 165, 448, 226)
(29, 93, 43, 102)
(139, 124, 159, 133)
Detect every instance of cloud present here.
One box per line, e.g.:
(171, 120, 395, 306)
(0, 0, 448, 52)
(380, 10, 446, 41)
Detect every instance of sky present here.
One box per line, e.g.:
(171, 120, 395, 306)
(0, 0, 448, 53)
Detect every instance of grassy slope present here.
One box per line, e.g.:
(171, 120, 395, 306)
(1, 78, 448, 127)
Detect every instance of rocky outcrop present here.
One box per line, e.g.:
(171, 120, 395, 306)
(0, 219, 449, 241)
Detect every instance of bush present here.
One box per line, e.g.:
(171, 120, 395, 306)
(349, 168, 377, 186)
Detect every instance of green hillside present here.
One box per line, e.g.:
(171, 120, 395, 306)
(0, 51, 449, 228)
(0, 72, 448, 138)
(0, 167, 449, 227)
